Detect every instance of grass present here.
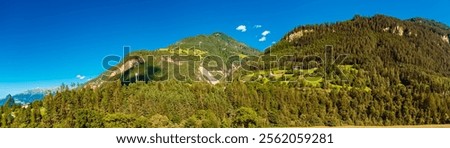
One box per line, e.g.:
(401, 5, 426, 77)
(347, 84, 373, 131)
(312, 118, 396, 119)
(238, 54, 248, 59)
(168, 48, 208, 57)
(300, 68, 318, 74)
(330, 84, 344, 89)
(305, 77, 323, 87)
(239, 65, 375, 91)
(273, 70, 287, 74)
(337, 65, 358, 72)
(320, 124, 450, 128)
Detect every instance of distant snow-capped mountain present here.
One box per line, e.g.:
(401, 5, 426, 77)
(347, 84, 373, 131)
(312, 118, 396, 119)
(0, 89, 52, 105)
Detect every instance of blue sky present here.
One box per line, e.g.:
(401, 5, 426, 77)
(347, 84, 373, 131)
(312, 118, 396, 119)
(0, 0, 449, 97)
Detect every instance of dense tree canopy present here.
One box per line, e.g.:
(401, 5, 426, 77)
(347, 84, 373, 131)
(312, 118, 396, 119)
(1, 78, 449, 128)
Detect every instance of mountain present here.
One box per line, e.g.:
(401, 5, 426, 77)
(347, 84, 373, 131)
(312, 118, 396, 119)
(263, 14, 450, 90)
(86, 14, 450, 101)
(407, 17, 450, 32)
(169, 32, 260, 57)
(0, 89, 48, 105)
(0, 95, 15, 107)
(2, 15, 450, 128)
(87, 32, 260, 87)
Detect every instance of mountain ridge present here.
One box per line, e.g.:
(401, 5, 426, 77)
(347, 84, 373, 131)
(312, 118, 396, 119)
(2, 14, 450, 128)
(0, 89, 50, 105)
(86, 32, 260, 87)
(267, 14, 450, 76)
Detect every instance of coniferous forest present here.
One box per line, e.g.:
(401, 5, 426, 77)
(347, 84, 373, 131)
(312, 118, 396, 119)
(1, 15, 450, 128)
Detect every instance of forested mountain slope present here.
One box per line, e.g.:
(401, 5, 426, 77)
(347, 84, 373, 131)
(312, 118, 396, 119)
(86, 32, 260, 87)
(1, 15, 449, 128)
(267, 15, 450, 76)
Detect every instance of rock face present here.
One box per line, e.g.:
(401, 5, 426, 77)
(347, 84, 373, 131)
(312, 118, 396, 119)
(383, 26, 411, 37)
(109, 58, 142, 78)
(198, 66, 219, 85)
(393, 25, 404, 36)
(86, 57, 144, 89)
(287, 29, 314, 42)
(442, 35, 449, 43)
(161, 57, 181, 65)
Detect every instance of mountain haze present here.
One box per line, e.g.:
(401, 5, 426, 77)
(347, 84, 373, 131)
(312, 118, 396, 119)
(0, 89, 48, 105)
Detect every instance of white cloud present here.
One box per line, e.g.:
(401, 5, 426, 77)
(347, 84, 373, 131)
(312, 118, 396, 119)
(258, 36, 267, 42)
(258, 30, 270, 42)
(262, 30, 271, 36)
(236, 25, 247, 32)
(272, 41, 276, 44)
(76, 75, 86, 80)
(254, 25, 262, 28)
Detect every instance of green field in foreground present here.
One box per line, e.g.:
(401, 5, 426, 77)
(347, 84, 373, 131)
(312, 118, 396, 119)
(315, 125, 450, 128)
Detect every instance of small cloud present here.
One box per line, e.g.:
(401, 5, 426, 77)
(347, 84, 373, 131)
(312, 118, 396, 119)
(76, 75, 86, 80)
(272, 41, 276, 44)
(236, 25, 247, 32)
(262, 30, 271, 36)
(254, 25, 262, 28)
(259, 36, 267, 42)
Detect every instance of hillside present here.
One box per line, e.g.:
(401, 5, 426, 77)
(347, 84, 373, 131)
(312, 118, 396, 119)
(261, 14, 450, 91)
(87, 32, 260, 87)
(1, 15, 450, 128)
(168, 32, 260, 58)
(407, 17, 450, 32)
(267, 15, 450, 74)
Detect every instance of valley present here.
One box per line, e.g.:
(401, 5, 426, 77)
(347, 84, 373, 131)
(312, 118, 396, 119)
(1, 15, 450, 128)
